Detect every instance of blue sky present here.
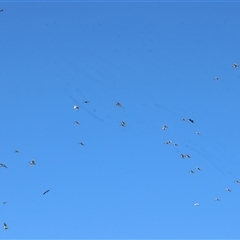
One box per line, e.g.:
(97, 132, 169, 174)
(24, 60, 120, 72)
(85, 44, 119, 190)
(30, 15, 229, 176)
(0, 1, 240, 239)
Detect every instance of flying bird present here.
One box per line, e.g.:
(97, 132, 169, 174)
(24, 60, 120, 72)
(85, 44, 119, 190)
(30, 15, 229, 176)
(215, 198, 221, 201)
(162, 125, 168, 130)
(196, 167, 201, 171)
(181, 118, 186, 121)
(173, 143, 178, 146)
(180, 154, 185, 158)
(29, 160, 36, 165)
(84, 101, 90, 103)
(2, 202, 7, 204)
(164, 140, 172, 145)
(78, 142, 84, 146)
(74, 121, 80, 125)
(3, 223, 8, 230)
(189, 170, 195, 174)
(188, 119, 194, 123)
(195, 132, 201, 135)
(194, 203, 199, 206)
(73, 105, 79, 111)
(232, 63, 239, 68)
(226, 188, 232, 192)
(43, 190, 50, 195)
(0, 9, 4, 12)
(234, 180, 240, 183)
(0, 163, 8, 168)
(116, 102, 122, 107)
(186, 154, 191, 158)
(214, 77, 220, 80)
(14, 149, 20, 153)
(120, 121, 126, 127)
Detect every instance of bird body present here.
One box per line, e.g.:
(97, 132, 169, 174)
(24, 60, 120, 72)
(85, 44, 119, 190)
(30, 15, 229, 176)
(3, 223, 8, 230)
(116, 102, 122, 107)
(73, 105, 79, 111)
(29, 160, 36, 165)
(120, 121, 126, 127)
(79, 142, 84, 146)
(0, 163, 8, 168)
(43, 190, 50, 195)
(232, 63, 239, 68)
(188, 119, 194, 123)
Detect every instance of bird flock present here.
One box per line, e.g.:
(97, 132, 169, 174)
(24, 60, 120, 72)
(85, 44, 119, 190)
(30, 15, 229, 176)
(1, 60, 239, 230)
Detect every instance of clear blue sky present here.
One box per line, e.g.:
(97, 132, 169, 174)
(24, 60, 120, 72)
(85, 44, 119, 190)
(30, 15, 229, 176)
(0, 1, 240, 239)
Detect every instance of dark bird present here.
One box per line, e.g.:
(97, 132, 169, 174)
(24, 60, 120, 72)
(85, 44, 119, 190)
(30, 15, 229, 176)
(181, 118, 186, 121)
(226, 188, 232, 192)
(180, 154, 185, 158)
(232, 63, 239, 68)
(186, 154, 191, 158)
(188, 119, 194, 123)
(116, 102, 122, 107)
(74, 121, 80, 125)
(0, 163, 8, 168)
(173, 143, 178, 146)
(3, 223, 8, 230)
(195, 132, 201, 135)
(29, 160, 36, 165)
(214, 77, 220, 80)
(164, 140, 172, 145)
(189, 170, 195, 174)
(84, 101, 90, 104)
(120, 121, 126, 127)
(162, 125, 168, 130)
(78, 142, 84, 146)
(2, 202, 7, 204)
(0, 9, 4, 12)
(234, 180, 240, 184)
(43, 190, 50, 195)
(14, 149, 20, 153)
(215, 198, 221, 201)
(196, 167, 201, 171)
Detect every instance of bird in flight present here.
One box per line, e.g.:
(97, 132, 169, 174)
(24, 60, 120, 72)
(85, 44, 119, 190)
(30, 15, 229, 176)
(234, 180, 240, 183)
(214, 77, 220, 80)
(43, 190, 50, 195)
(173, 143, 178, 146)
(29, 160, 36, 165)
(162, 125, 168, 130)
(188, 119, 194, 123)
(74, 121, 80, 125)
(3, 223, 8, 230)
(84, 101, 90, 104)
(196, 167, 201, 171)
(164, 140, 172, 145)
(186, 154, 191, 158)
(215, 198, 221, 201)
(14, 149, 20, 153)
(116, 102, 122, 107)
(232, 63, 239, 68)
(180, 154, 185, 158)
(226, 188, 232, 192)
(181, 118, 186, 121)
(120, 121, 126, 127)
(194, 203, 200, 206)
(0, 163, 8, 168)
(0, 9, 4, 12)
(2, 202, 7, 204)
(73, 105, 79, 111)
(195, 132, 201, 135)
(78, 142, 84, 146)
(189, 170, 195, 174)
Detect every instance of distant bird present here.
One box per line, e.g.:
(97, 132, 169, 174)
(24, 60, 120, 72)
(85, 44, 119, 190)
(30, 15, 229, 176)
(0, 9, 4, 12)
(188, 119, 194, 123)
(120, 121, 126, 127)
(43, 190, 50, 195)
(84, 101, 90, 103)
(194, 203, 199, 206)
(215, 198, 221, 201)
(196, 167, 201, 171)
(181, 118, 186, 121)
(116, 102, 122, 107)
(162, 125, 168, 130)
(0, 163, 8, 168)
(164, 140, 172, 145)
(3, 223, 8, 230)
(73, 105, 79, 111)
(226, 188, 232, 192)
(78, 142, 84, 146)
(234, 180, 240, 184)
(29, 160, 36, 165)
(74, 121, 80, 125)
(189, 170, 195, 174)
(186, 154, 191, 158)
(195, 132, 201, 135)
(173, 143, 178, 146)
(2, 202, 7, 204)
(214, 77, 220, 80)
(14, 149, 20, 153)
(232, 63, 239, 68)
(180, 154, 185, 158)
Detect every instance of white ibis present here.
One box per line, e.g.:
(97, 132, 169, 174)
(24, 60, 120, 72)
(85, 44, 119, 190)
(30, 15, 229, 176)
(194, 203, 200, 206)
(73, 105, 79, 111)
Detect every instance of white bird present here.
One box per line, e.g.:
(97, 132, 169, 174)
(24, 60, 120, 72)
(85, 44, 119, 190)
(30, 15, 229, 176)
(29, 160, 36, 165)
(3, 223, 8, 230)
(116, 102, 123, 107)
(73, 105, 79, 111)
(120, 121, 126, 127)
(232, 63, 239, 68)
(194, 203, 200, 206)
(162, 125, 168, 130)
(226, 188, 232, 192)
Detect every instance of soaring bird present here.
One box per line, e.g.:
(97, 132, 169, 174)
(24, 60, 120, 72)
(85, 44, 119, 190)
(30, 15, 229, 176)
(180, 154, 185, 158)
(43, 190, 50, 195)
(120, 121, 126, 127)
(188, 119, 194, 123)
(173, 143, 178, 146)
(226, 188, 232, 192)
(84, 101, 90, 103)
(73, 105, 79, 111)
(162, 125, 168, 130)
(29, 160, 36, 165)
(116, 102, 122, 107)
(194, 203, 200, 206)
(2, 202, 7, 204)
(0, 9, 4, 12)
(232, 63, 239, 68)
(186, 154, 191, 158)
(164, 140, 172, 145)
(78, 142, 84, 146)
(14, 149, 20, 153)
(196, 167, 201, 171)
(234, 180, 240, 183)
(74, 121, 80, 125)
(181, 118, 186, 121)
(0, 163, 8, 168)
(195, 132, 201, 135)
(215, 198, 221, 201)
(189, 170, 195, 174)
(214, 77, 220, 80)
(3, 223, 8, 230)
